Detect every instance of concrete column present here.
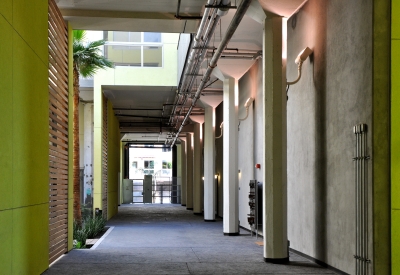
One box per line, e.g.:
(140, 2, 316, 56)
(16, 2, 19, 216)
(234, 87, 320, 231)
(262, 16, 288, 263)
(193, 123, 202, 214)
(204, 106, 215, 221)
(186, 133, 194, 210)
(223, 77, 239, 235)
(180, 140, 187, 206)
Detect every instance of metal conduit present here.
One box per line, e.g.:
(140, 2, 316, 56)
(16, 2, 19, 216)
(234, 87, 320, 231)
(171, 0, 253, 146)
(168, 0, 216, 126)
(169, 0, 231, 128)
(176, 10, 221, 125)
(353, 124, 370, 275)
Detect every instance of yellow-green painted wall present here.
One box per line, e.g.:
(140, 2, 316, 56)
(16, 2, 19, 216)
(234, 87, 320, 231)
(94, 33, 179, 86)
(93, 91, 103, 212)
(107, 100, 120, 219)
(393, 1, 400, 274)
(0, 0, 50, 274)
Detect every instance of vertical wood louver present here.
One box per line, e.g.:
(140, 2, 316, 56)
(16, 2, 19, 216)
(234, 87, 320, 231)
(48, 0, 69, 264)
(102, 97, 108, 218)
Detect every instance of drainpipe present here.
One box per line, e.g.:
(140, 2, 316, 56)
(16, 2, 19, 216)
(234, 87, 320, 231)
(171, 0, 253, 146)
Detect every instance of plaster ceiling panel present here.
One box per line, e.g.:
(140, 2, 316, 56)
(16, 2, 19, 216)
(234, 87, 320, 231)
(56, 0, 204, 14)
(64, 16, 199, 33)
(257, 0, 307, 18)
(199, 95, 223, 108)
(189, 115, 205, 124)
(103, 86, 176, 125)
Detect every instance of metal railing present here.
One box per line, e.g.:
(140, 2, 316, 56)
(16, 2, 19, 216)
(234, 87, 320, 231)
(131, 177, 181, 204)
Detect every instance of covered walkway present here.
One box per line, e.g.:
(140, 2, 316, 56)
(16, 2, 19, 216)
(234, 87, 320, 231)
(44, 205, 337, 274)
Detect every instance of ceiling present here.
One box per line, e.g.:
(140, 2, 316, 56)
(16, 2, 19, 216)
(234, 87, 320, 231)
(59, 0, 306, 143)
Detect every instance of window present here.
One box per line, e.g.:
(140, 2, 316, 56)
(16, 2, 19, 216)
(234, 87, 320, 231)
(132, 161, 138, 168)
(144, 160, 154, 169)
(162, 161, 172, 169)
(104, 31, 163, 67)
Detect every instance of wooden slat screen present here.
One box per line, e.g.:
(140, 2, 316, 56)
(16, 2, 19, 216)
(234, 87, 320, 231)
(48, 0, 69, 264)
(102, 97, 108, 218)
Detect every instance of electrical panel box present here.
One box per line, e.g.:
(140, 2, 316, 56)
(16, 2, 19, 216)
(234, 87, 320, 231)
(123, 179, 133, 204)
(143, 175, 153, 203)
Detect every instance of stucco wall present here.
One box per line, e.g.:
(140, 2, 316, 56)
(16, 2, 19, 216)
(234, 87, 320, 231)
(286, 0, 372, 273)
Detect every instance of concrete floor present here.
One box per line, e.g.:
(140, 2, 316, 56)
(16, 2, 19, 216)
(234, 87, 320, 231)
(43, 204, 338, 275)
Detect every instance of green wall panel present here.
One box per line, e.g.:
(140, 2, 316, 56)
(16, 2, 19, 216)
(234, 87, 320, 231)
(0, 0, 12, 24)
(0, 210, 12, 274)
(0, 17, 13, 211)
(393, 40, 400, 210)
(12, 204, 49, 274)
(394, 0, 400, 39)
(393, 210, 400, 275)
(393, 3, 400, 274)
(12, 33, 48, 208)
(107, 100, 120, 219)
(12, 0, 48, 65)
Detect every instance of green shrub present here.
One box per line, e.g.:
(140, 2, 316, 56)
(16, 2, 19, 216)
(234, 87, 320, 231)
(73, 220, 88, 247)
(81, 205, 93, 220)
(84, 215, 107, 239)
(73, 215, 107, 248)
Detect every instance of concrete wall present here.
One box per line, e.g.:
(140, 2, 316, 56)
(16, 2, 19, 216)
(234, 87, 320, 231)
(237, 59, 264, 232)
(286, 1, 373, 273)
(392, 1, 400, 274)
(177, 33, 191, 85)
(0, 0, 50, 273)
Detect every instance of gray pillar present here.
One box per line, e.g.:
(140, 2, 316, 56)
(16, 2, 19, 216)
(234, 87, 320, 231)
(193, 123, 202, 214)
(204, 106, 216, 221)
(181, 140, 187, 206)
(263, 16, 288, 262)
(186, 133, 194, 210)
(223, 77, 239, 235)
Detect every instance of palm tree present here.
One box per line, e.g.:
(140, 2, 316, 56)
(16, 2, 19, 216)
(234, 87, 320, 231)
(73, 30, 114, 224)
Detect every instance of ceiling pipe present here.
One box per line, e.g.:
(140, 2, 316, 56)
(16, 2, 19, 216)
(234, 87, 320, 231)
(169, 1, 214, 126)
(171, 0, 253, 146)
(174, 10, 221, 125)
(116, 114, 169, 120)
(114, 108, 163, 111)
(169, 0, 231, 128)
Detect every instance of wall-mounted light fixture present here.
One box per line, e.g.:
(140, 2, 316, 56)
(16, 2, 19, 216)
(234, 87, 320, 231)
(287, 47, 313, 86)
(215, 122, 224, 139)
(239, 97, 254, 121)
(215, 174, 218, 179)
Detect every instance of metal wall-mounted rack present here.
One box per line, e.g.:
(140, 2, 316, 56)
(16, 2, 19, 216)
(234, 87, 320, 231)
(248, 180, 261, 238)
